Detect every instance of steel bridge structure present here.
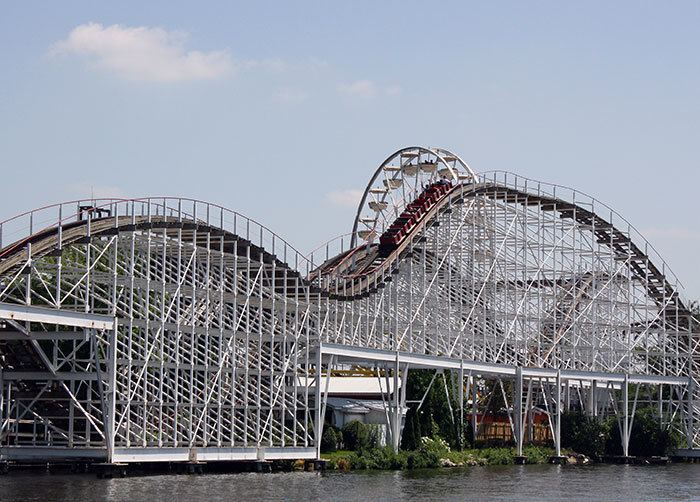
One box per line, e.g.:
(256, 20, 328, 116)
(0, 146, 697, 465)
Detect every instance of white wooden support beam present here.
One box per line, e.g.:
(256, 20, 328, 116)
(0, 302, 116, 331)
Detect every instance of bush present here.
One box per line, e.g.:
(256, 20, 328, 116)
(419, 436, 451, 455)
(475, 447, 515, 465)
(606, 408, 682, 457)
(406, 448, 441, 469)
(629, 408, 682, 456)
(561, 411, 610, 459)
(323, 445, 561, 470)
(366, 424, 383, 449)
(341, 420, 380, 451)
(522, 445, 550, 464)
(400, 370, 462, 450)
(405, 437, 449, 469)
(347, 447, 409, 470)
(321, 425, 341, 452)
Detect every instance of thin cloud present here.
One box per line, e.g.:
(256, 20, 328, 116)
(240, 58, 287, 72)
(338, 80, 402, 99)
(50, 22, 233, 82)
(338, 80, 377, 98)
(326, 189, 363, 208)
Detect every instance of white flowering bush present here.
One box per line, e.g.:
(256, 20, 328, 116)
(420, 436, 451, 454)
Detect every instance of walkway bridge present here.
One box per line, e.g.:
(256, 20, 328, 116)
(0, 146, 697, 465)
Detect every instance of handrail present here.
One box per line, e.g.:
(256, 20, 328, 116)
(0, 174, 687, 306)
(0, 197, 315, 275)
(478, 170, 685, 294)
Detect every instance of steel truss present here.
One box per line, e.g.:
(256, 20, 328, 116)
(0, 146, 697, 464)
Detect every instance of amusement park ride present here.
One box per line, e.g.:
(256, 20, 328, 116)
(0, 146, 697, 468)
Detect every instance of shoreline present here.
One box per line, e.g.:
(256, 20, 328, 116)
(0, 449, 683, 479)
(320, 446, 680, 471)
(321, 446, 584, 471)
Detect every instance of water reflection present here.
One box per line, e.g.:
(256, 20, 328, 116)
(1, 464, 699, 502)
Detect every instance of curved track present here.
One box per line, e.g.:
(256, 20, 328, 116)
(0, 148, 697, 463)
(316, 181, 689, 322)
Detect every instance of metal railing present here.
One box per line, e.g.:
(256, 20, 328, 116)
(0, 197, 316, 277)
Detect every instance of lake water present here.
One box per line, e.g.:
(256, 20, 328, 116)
(1, 464, 699, 501)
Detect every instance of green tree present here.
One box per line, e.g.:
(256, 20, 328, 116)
(342, 420, 376, 451)
(400, 370, 463, 450)
(561, 411, 610, 459)
(605, 407, 681, 456)
(321, 424, 341, 452)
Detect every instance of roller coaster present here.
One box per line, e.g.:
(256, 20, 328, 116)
(0, 146, 697, 466)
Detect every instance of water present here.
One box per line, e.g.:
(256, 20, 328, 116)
(1, 464, 700, 501)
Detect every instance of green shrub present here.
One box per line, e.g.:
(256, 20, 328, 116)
(522, 445, 550, 464)
(561, 411, 610, 459)
(344, 447, 409, 470)
(366, 424, 383, 449)
(476, 447, 515, 465)
(419, 436, 451, 455)
(347, 451, 367, 469)
(406, 448, 441, 469)
(606, 407, 682, 457)
(629, 408, 682, 456)
(323, 445, 560, 470)
(321, 425, 341, 452)
(342, 420, 376, 451)
(401, 370, 462, 450)
(405, 437, 449, 469)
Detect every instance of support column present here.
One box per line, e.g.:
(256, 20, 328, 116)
(555, 370, 562, 457)
(471, 377, 478, 444)
(591, 380, 598, 417)
(399, 364, 409, 448)
(515, 367, 523, 457)
(392, 355, 401, 453)
(458, 363, 464, 449)
(314, 346, 323, 459)
(658, 385, 664, 429)
(687, 377, 695, 450)
(524, 380, 533, 445)
(0, 370, 3, 441)
(622, 373, 629, 457)
(106, 326, 118, 463)
(0, 373, 6, 473)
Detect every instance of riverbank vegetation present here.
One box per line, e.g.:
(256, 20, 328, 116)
(320, 369, 682, 471)
(322, 437, 556, 471)
(561, 408, 681, 458)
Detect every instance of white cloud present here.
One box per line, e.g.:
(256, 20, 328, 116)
(338, 80, 402, 99)
(67, 182, 128, 199)
(326, 189, 363, 208)
(240, 58, 287, 72)
(338, 80, 377, 98)
(50, 22, 233, 82)
(385, 85, 402, 97)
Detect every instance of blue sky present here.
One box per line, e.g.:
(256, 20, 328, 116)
(1, 1, 699, 299)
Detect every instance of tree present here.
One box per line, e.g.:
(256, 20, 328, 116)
(605, 407, 681, 456)
(401, 369, 462, 450)
(561, 411, 609, 459)
(342, 420, 372, 451)
(321, 424, 341, 452)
